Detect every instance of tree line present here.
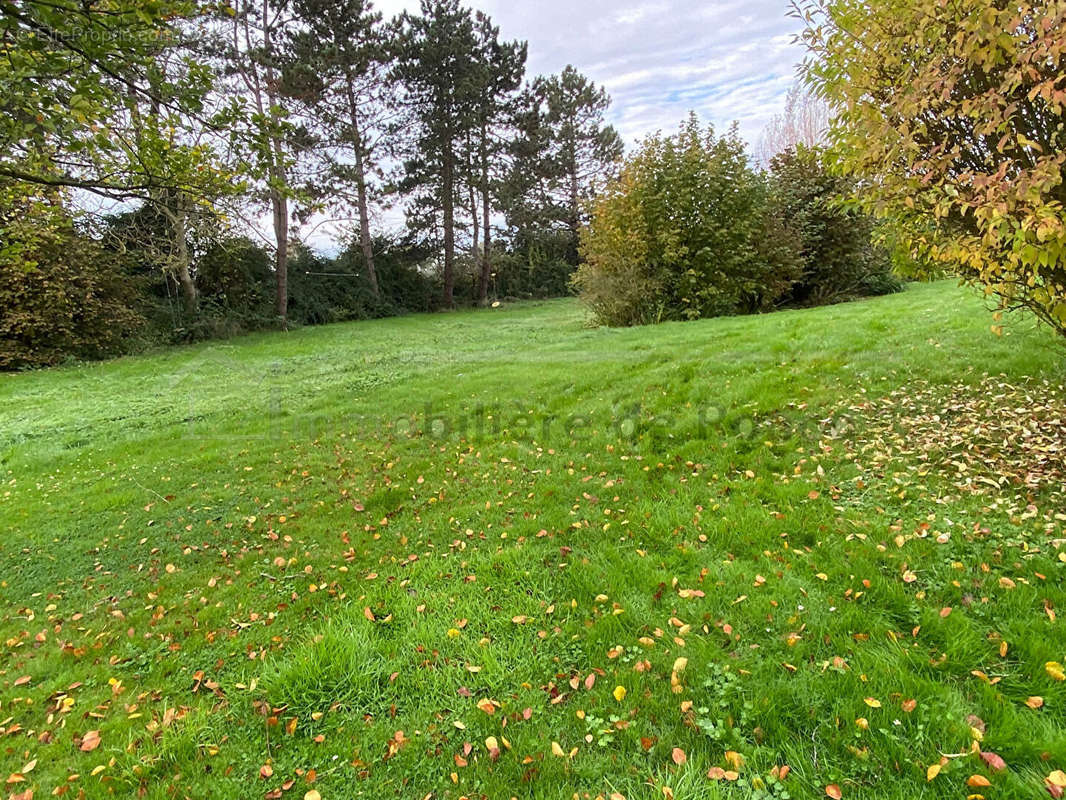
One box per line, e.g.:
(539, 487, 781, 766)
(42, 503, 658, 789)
(0, 0, 622, 367)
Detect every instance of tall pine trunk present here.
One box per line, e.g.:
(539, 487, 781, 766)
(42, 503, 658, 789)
(441, 139, 456, 308)
(567, 137, 580, 263)
(477, 121, 492, 305)
(343, 75, 379, 298)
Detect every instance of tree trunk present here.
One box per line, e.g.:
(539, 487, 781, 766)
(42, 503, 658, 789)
(568, 139, 580, 239)
(477, 121, 492, 306)
(260, 0, 288, 327)
(467, 132, 479, 261)
(469, 181, 479, 259)
(344, 74, 379, 298)
(170, 193, 197, 313)
(271, 185, 289, 325)
(441, 139, 456, 308)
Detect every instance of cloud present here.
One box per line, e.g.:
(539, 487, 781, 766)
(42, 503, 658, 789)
(299, 0, 808, 249)
(376, 0, 805, 147)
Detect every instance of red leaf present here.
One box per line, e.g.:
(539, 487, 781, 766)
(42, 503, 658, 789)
(980, 751, 1007, 771)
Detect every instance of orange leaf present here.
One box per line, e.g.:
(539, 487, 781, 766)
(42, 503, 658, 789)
(966, 774, 992, 788)
(671, 747, 686, 766)
(826, 784, 842, 799)
(79, 730, 101, 752)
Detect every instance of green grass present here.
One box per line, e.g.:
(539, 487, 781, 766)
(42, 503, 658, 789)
(1, 280, 1065, 800)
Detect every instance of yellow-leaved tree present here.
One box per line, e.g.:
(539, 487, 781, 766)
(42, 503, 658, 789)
(797, 0, 1066, 335)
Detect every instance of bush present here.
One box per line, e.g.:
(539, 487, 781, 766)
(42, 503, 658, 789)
(767, 146, 901, 305)
(495, 229, 575, 300)
(574, 116, 801, 327)
(799, 0, 1066, 336)
(0, 183, 145, 369)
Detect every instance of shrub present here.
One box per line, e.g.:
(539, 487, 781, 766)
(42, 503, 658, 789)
(574, 115, 800, 326)
(0, 183, 145, 369)
(767, 146, 901, 305)
(799, 0, 1066, 336)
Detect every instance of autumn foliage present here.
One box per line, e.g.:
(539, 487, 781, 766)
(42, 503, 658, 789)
(798, 0, 1066, 336)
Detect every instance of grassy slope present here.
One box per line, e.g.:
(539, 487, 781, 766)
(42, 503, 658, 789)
(0, 280, 1064, 799)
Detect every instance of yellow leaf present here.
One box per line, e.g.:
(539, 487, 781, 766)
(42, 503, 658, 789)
(863, 697, 881, 708)
(613, 685, 627, 702)
(1046, 662, 1065, 681)
(551, 741, 566, 758)
(927, 763, 941, 781)
(304, 791, 321, 800)
(1047, 770, 1066, 787)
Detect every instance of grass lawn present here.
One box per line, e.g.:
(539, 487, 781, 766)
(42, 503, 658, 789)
(2, 279, 1065, 800)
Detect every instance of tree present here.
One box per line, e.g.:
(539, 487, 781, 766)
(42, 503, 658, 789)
(533, 67, 624, 261)
(393, 0, 483, 308)
(755, 82, 829, 166)
(574, 115, 797, 326)
(797, 0, 1066, 336)
(0, 0, 212, 197)
(767, 146, 900, 304)
(285, 0, 393, 299)
(223, 0, 299, 325)
(465, 13, 526, 305)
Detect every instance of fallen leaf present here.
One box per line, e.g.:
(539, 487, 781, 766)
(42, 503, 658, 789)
(79, 730, 101, 752)
(826, 784, 842, 799)
(613, 685, 627, 702)
(966, 775, 991, 788)
(980, 751, 1006, 771)
(671, 747, 686, 766)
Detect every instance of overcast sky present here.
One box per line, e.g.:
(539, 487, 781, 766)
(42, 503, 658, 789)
(295, 0, 809, 249)
(375, 0, 807, 149)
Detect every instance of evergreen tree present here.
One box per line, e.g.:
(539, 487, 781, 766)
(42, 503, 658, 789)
(538, 67, 623, 259)
(465, 12, 526, 305)
(285, 0, 393, 298)
(504, 67, 623, 264)
(393, 0, 482, 308)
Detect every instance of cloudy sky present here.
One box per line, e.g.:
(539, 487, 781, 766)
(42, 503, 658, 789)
(376, 0, 808, 149)
(291, 0, 809, 249)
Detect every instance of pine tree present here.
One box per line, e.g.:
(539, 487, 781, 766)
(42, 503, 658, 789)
(466, 12, 526, 305)
(504, 67, 623, 265)
(285, 0, 392, 298)
(393, 0, 482, 308)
